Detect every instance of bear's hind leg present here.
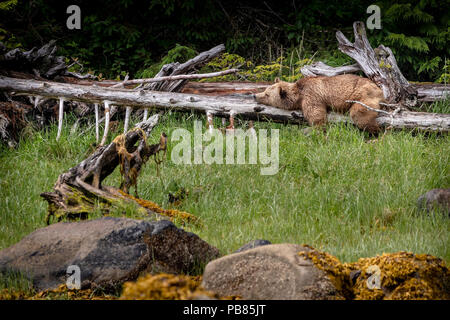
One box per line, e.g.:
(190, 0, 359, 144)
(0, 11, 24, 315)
(349, 99, 381, 134)
(302, 100, 328, 130)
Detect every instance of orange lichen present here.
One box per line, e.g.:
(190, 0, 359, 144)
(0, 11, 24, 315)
(0, 284, 117, 300)
(299, 246, 450, 300)
(120, 273, 238, 300)
(0, 288, 30, 300)
(118, 189, 201, 226)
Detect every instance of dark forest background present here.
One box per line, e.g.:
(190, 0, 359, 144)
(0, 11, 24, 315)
(0, 0, 448, 82)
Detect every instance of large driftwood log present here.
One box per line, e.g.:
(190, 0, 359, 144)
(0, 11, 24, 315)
(181, 81, 271, 96)
(336, 21, 418, 106)
(1, 76, 449, 131)
(414, 83, 450, 102)
(0, 75, 344, 124)
(40, 114, 167, 224)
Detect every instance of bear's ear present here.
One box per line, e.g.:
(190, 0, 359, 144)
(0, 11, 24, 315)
(279, 86, 287, 99)
(295, 78, 305, 91)
(274, 77, 281, 83)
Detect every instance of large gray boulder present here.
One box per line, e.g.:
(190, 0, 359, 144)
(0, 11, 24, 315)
(202, 243, 340, 300)
(234, 240, 272, 253)
(0, 217, 219, 291)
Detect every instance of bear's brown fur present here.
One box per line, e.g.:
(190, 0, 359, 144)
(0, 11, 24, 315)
(254, 74, 385, 133)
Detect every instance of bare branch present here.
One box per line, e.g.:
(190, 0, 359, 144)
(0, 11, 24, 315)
(111, 69, 239, 88)
(345, 100, 391, 115)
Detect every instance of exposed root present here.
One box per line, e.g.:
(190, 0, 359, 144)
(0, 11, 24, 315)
(114, 129, 166, 198)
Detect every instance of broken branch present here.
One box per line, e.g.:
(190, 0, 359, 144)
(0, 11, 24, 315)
(111, 69, 239, 88)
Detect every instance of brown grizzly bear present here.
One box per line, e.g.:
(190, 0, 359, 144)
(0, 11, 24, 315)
(254, 74, 385, 133)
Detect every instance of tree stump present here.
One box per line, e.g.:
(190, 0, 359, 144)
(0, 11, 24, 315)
(40, 114, 168, 224)
(336, 21, 418, 106)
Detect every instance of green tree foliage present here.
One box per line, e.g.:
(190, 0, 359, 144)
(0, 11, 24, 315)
(0, 0, 447, 81)
(373, 0, 450, 81)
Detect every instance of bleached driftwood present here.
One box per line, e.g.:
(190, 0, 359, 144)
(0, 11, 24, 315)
(139, 43, 227, 120)
(336, 21, 418, 106)
(56, 97, 64, 140)
(143, 44, 226, 92)
(123, 106, 131, 133)
(1, 75, 448, 131)
(100, 101, 111, 146)
(94, 103, 99, 143)
(181, 81, 271, 96)
(301, 62, 361, 77)
(111, 69, 238, 88)
(414, 83, 450, 102)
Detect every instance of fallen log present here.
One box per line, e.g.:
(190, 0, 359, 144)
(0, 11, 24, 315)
(300, 62, 361, 77)
(1, 76, 448, 131)
(413, 83, 450, 102)
(0, 75, 343, 124)
(182, 81, 271, 96)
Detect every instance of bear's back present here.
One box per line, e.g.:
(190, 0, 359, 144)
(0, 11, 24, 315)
(298, 74, 383, 111)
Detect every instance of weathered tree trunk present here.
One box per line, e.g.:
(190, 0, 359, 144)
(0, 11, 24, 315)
(414, 83, 450, 102)
(300, 61, 361, 77)
(336, 21, 418, 106)
(1, 75, 449, 131)
(40, 114, 167, 224)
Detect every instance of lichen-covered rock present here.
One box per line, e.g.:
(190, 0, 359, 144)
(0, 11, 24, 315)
(417, 188, 450, 217)
(120, 273, 218, 300)
(234, 239, 272, 253)
(300, 246, 450, 300)
(202, 243, 341, 300)
(0, 217, 219, 291)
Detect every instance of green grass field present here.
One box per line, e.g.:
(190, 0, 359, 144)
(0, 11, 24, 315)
(1, 104, 449, 266)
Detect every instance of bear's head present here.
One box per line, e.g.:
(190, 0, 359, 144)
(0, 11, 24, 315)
(254, 78, 303, 110)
